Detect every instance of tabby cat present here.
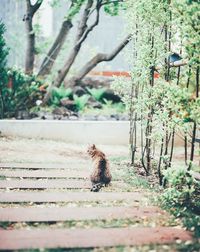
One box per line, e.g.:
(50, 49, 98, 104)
(87, 144, 112, 192)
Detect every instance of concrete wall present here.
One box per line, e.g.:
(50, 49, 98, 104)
(0, 120, 188, 147)
(0, 120, 129, 145)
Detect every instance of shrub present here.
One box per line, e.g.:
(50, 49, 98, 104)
(3, 68, 42, 117)
(0, 21, 43, 118)
(160, 166, 200, 237)
(161, 167, 195, 206)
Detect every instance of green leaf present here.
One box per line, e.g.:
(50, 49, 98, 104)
(73, 94, 89, 111)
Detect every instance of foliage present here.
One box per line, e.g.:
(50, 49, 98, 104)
(161, 167, 195, 206)
(160, 166, 200, 237)
(66, 0, 87, 21)
(104, 0, 124, 16)
(0, 23, 42, 118)
(50, 85, 72, 106)
(86, 87, 106, 101)
(73, 94, 89, 111)
(2, 68, 43, 118)
(102, 99, 125, 113)
(172, 0, 200, 65)
(49, 0, 124, 18)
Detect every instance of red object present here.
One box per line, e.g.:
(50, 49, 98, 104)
(89, 71, 131, 77)
(7, 78, 13, 89)
(89, 71, 160, 79)
(39, 85, 47, 92)
(154, 72, 160, 79)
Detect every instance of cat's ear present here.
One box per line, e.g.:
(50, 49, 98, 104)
(92, 144, 96, 149)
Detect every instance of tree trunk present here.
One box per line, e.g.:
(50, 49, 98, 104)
(24, 0, 43, 74)
(76, 0, 94, 41)
(25, 18, 35, 75)
(42, 44, 81, 104)
(188, 66, 199, 170)
(37, 20, 72, 77)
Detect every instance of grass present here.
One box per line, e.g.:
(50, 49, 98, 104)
(6, 243, 200, 252)
(0, 216, 166, 230)
(124, 166, 150, 189)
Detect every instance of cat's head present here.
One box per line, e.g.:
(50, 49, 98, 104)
(87, 144, 96, 156)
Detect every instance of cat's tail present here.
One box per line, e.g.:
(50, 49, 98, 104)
(90, 183, 104, 192)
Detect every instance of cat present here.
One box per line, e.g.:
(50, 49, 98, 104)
(87, 144, 112, 192)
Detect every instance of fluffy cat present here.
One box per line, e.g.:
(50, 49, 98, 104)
(87, 144, 112, 191)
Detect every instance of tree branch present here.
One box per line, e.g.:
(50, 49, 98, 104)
(31, 0, 43, 15)
(68, 34, 132, 86)
(76, 1, 102, 46)
(76, 0, 94, 41)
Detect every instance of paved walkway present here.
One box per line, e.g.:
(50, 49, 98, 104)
(0, 160, 192, 251)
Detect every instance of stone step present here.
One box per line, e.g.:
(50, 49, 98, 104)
(0, 169, 89, 179)
(0, 191, 142, 203)
(0, 206, 163, 222)
(0, 227, 192, 250)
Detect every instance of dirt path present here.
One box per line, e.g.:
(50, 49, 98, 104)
(0, 137, 192, 251)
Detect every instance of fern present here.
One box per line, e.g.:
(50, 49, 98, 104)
(73, 94, 89, 111)
(50, 85, 72, 106)
(86, 87, 106, 101)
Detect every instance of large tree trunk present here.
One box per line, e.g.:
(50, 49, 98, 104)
(67, 34, 132, 86)
(25, 18, 35, 74)
(37, 20, 72, 77)
(24, 0, 43, 74)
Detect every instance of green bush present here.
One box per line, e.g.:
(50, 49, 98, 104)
(2, 68, 42, 117)
(0, 21, 43, 118)
(160, 167, 200, 237)
(161, 167, 195, 206)
(50, 85, 72, 106)
(73, 94, 89, 111)
(86, 87, 106, 101)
